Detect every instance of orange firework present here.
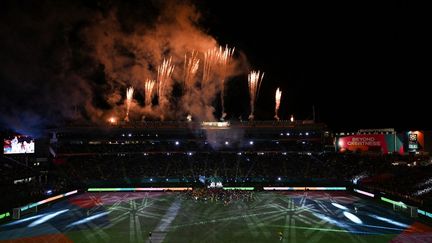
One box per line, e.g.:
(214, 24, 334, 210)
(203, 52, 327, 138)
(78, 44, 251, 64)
(203, 48, 220, 84)
(274, 88, 282, 120)
(219, 45, 234, 120)
(248, 70, 264, 120)
(108, 116, 117, 125)
(157, 58, 175, 102)
(184, 51, 200, 89)
(144, 79, 156, 106)
(203, 45, 235, 120)
(125, 86, 134, 122)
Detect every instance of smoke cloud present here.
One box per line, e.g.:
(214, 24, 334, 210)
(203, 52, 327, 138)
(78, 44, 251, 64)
(0, 0, 248, 135)
(83, 1, 243, 122)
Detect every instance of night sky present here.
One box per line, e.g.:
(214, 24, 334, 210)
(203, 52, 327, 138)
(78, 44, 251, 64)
(0, 0, 429, 134)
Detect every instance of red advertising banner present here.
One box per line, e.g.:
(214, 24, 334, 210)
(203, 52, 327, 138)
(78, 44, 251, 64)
(337, 134, 388, 153)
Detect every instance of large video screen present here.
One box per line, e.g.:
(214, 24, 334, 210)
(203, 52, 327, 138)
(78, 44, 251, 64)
(336, 134, 404, 154)
(3, 135, 35, 154)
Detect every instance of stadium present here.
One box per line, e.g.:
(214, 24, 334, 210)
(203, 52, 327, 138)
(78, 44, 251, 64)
(1, 1, 431, 242)
(1, 121, 432, 242)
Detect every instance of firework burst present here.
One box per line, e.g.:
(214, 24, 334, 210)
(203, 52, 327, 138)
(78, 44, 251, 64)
(248, 70, 264, 120)
(144, 79, 156, 106)
(184, 51, 200, 89)
(108, 116, 117, 125)
(125, 86, 134, 122)
(218, 45, 234, 120)
(157, 58, 175, 103)
(274, 88, 282, 121)
(203, 48, 220, 84)
(202, 46, 235, 120)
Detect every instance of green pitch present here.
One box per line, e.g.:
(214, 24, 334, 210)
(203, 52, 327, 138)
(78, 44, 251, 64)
(1, 191, 431, 242)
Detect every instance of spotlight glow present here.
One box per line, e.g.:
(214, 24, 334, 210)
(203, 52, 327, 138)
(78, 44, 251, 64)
(332, 203, 348, 210)
(312, 212, 346, 228)
(343, 211, 363, 224)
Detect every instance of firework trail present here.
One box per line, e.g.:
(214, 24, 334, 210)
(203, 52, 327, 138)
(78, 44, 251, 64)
(125, 86, 134, 122)
(144, 79, 156, 106)
(184, 51, 200, 89)
(202, 46, 234, 120)
(219, 45, 234, 120)
(203, 48, 220, 85)
(274, 88, 282, 121)
(182, 51, 200, 120)
(157, 57, 175, 105)
(248, 70, 264, 120)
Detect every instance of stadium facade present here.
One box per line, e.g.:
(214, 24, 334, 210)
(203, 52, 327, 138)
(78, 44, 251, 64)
(46, 120, 332, 157)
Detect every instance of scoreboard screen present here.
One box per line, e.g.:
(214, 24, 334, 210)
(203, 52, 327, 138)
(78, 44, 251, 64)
(3, 135, 35, 154)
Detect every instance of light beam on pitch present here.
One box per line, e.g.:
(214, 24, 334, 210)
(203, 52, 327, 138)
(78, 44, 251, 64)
(28, 209, 69, 227)
(343, 211, 363, 224)
(370, 214, 408, 228)
(66, 211, 110, 227)
(312, 212, 346, 228)
(3, 214, 46, 226)
(331, 202, 348, 210)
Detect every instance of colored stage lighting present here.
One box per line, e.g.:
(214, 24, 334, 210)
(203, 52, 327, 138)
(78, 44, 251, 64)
(27, 209, 69, 227)
(331, 203, 348, 210)
(3, 214, 46, 226)
(67, 211, 110, 227)
(369, 214, 407, 228)
(343, 211, 362, 224)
